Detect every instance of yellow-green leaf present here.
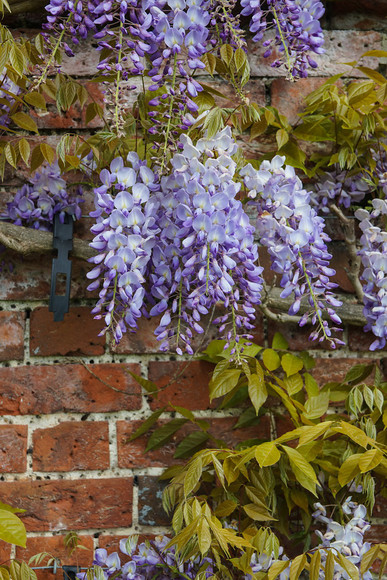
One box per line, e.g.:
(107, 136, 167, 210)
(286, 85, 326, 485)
(24, 91, 46, 110)
(9, 45, 25, 76)
(255, 442, 281, 467)
(284, 373, 303, 396)
(11, 112, 38, 133)
(243, 503, 275, 521)
(289, 554, 307, 580)
(268, 560, 290, 580)
(338, 453, 362, 487)
(304, 391, 330, 420)
(0, 509, 26, 547)
(334, 552, 359, 580)
(309, 550, 321, 580)
(18, 138, 30, 164)
(281, 353, 303, 377)
(214, 500, 237, 518)
(184, 456, 203, 497)
(220, 44, 233, 66)
(360, 545, 380, 576)
(262, 349, 280, 371)
(325, 550, 335, 580)
(248, 364, 267, 414)
(276, 128, 289, 150)
(358, 448, 383, 473)
(4, 143, 17, 168)
(40, 143, 55, 165)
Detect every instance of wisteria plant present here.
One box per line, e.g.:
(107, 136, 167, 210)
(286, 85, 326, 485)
(0, 0, 385, 355)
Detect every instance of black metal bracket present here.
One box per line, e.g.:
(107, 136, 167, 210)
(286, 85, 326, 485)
(49, 213, 73, 321)
(62, 565, 80, 580)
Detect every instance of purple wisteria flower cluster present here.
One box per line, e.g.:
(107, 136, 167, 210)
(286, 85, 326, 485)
(87, 128, 264, 353)
(81, 535, 215, 579)
(86, 153, 160, 343)
(241, 155, 344, 348)
(312, 168, 370, 214)
(312, 498, 372, 580)
(2, 162, 84, 231)
(240, 0, 325, 78)
(355, 199, 387, 350)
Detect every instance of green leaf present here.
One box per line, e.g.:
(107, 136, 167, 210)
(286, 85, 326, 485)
(18, 138, 30, 165)
(197, 518, 212, 555)
(325, 550, 335, 580)
(243, 503, 275, 521)
(40, 143, 55, 165)
(146, 418, 188, 452)
(220, 44, 233, 66)
(248, 364, 267, 414)
(338, 454, 362, 487)
(334, 553, 359, 580)
(335, 422, 375, 448)
(128, 371, 158, 395)
(304, 391, 330, 420)
(356, 66, 386, 85)
(281, 353, 303, 377)
(174, 431, 209, 459)
(271, 332, 288, 350)
(345, 363, 373, 384)
(209, 369, 241, 400)
(184, 456, 203, 497)
(234, 48, 247, 71)
(297, 421, 333, 447)
(128, 408, 166, 441)
(9, 45, 25, 76)
(255, 442, 281, 467)
(289, 554, 307, 580)
(262, 349, 280, 371)
(24, 91, 46, 110)
(358, 449, 383, 473)
(360, 545, 380, 576)
(309, 550, 321, 580)
(11, 112, 38, 133)
(276, 129, 289, 150)
(284, 373, 303, 396)
(0, 502, 25, 515)
(304, 373, 319, 396)
(0, 509, 26, 547)
(361, 50, 387, 58)
(282, 446, 317, 494)
(4, 143, 17, 168)
(268, 560, 290, 580)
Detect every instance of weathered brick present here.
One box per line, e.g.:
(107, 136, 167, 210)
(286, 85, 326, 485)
(271, 78, 326, 125)
(267, 322, 333, 352)
(15, 535, 94, 580)
(311, 357, 377, 386)
(0, 479, 133, 531)
(137, 476, 170, 527)
(0, 541, 12, 565)
(111, 308, 245, 354)
(0, 254, 92, 301)
(31, 82, 104, 130)
(330, 0, 387, 31)
(249, 31, 382, 77)
(0, 311, 25, 361)
(148, 361, 214, 410)
(0, 425, 27, 473)
(365, 525, 387, 544)
(117, 415, 271, 468)
(0, 363, 141, 415)
(348, 326, 387, 352)
(30, 307, 105, 357)
(33, 421, 110, 472)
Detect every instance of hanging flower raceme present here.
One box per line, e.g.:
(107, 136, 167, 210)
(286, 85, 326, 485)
(87, 154, 160, 344)
(355, 198, 387, 350)
(2, 162, 84, 230)
(312, 498, 373, 580)
(241, 155, 343, 348)
(312, 167, 370, 214)
(44, 0, 99, 54)
(240, 0, 325, 78)
(149, 127, 264, 355)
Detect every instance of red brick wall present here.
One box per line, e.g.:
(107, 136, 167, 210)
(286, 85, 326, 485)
(0, 2, 386, 572)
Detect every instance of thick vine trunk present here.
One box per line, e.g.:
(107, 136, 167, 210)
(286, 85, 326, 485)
(8, 0, 45, 14)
